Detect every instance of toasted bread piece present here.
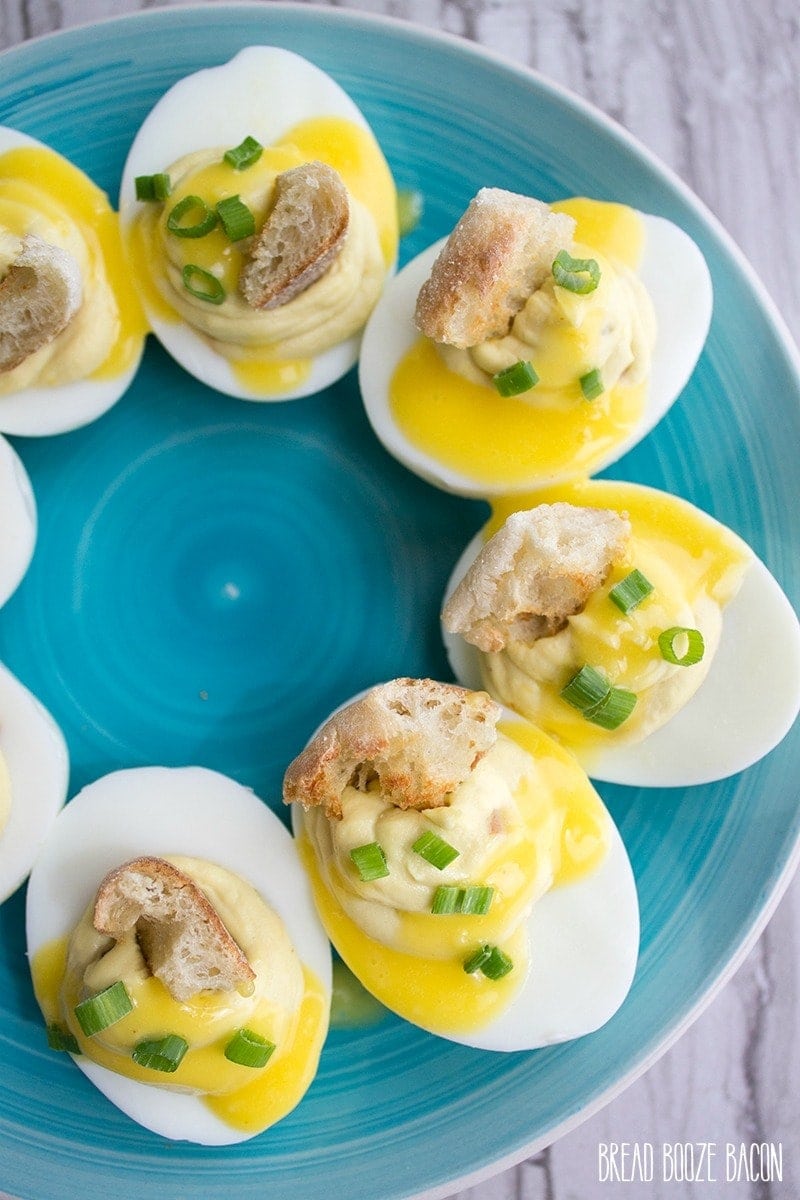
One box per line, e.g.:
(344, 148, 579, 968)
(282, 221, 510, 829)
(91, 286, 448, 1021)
(443, 503, 631, 652)
(93, 856, 255, 1002)
(0, 234, 83, 373)
(284, 677, 501, 819)
(239, 160, 350, 310)
(415, 189, 575, 348)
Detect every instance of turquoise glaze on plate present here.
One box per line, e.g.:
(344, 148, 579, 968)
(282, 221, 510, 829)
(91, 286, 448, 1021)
(0, 6, 799, 1199)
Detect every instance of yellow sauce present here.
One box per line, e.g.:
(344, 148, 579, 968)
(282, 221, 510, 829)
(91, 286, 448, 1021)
(0, 146, 146, 380)
(389, 198, 648, 487)
(301, 720, 608, 1034)
(0, 750, 11, 839)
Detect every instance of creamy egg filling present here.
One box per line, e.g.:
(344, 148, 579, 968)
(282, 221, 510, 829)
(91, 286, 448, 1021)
(481, 481, 752, 752)
(0, 146, 145, 394)
(301, 722, 609, 1033)
(0, 750, 10, 840)
(390, 199, 656, 486)
(30, 856, 328, 1134)
(128, 116, 398, 394)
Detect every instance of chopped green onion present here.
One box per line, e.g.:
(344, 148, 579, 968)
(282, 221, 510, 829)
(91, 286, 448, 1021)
(397, 188, 424, 236)
(609, 568, 654, 614)
(412, 830, 460, 870)
(224, 1028, 276, 1068)
(350, 842, 390, 881)
(561, 664, 612, 712)
(166, 194, 218, 238)
(46, 1023, 80, 1054)
(481, 947, 514, 980)
(216, 194, 256, 241)
(135, 172, 172, 201)
(431, 884, 494, 915)
(132, 1033, 188, 1073)
(579, 367, 604, 400)
(552, 248, 601, 294)
(74, 981, 133, 1036)
(223, 135, 264, 170)
(584, 686, 637, 730)
(493, 360, 539, 397)
(463, 945, 493, 974)
(182, 264, 226, 305)
(658, 626, 705, 666)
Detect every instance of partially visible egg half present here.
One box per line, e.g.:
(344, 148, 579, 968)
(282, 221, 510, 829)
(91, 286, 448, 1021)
(26, 767, 332, 1144)
(0, 661, 69, 904)
(359, 197, 711, 495)
(0, 126, 146, 436)
(289, 688, 639, 1052)
(119, 46, 398, 402)
(0, 434, 36, 608)
(442, 480, 800, 787)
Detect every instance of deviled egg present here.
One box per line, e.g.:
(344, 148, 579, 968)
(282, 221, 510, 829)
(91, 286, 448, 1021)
(0, 434, 35, 608)
(286, 677, 638, 1051)
(360, 189, 711, 494)
(0, 126, 146, 436)
(26, 767, 332, 1144)
(0, 661, 69, 904)
(442, 480, 800, 787)
(120, 46, 398, 402)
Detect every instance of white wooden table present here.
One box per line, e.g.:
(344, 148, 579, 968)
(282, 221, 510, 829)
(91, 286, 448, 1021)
(1, 2, 798, 1198)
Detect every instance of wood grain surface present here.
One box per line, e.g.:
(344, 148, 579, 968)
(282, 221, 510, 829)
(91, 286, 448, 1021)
(0, 2, 798, 1198)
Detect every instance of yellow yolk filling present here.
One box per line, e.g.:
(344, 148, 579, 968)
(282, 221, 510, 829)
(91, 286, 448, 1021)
(0, 750, 10, 839)
(389, 198, 649, 486)
(0, 146, 146, 383)
(301, 721, 608, 1034)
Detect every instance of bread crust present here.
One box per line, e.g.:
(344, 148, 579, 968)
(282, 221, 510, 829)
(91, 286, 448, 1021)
(443, 503, 631, 652)
(415, 188, 575, 348)
(283, 677, 501, 819)
(0, 234, 83, 372)
(93, 855, 255, 1002)
(239, 160, 350, 310)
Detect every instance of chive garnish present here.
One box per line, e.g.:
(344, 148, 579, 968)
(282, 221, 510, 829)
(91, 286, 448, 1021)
(463, 946, 493, 974)
(166, 194, 218, 238)
(493, 360, 539, 397)
(579, 367, 604, 401)
(658, 626, 705, 666)
(216, 194, 256, 241)
(561, 665, 637, 730)
(132, 1033, 188, 1073)
(553, 248, 601, 294)
(46, 1023, 80, 1054)
(182, 264, 226, 305)
(397, 188, 424, 236)
(223, 135, 264, 170)
(135, 172, 172, 202)
(350, 842, 390, 882)
(584, 685, 637, 730)
(412, 831, 460, 870)
(481, 947, 514, 980)
(224, 1028, 276, 1069)
(431, 885, 494, 915)
(609, 569, 654, 614)
(74, 981, 133, 1036)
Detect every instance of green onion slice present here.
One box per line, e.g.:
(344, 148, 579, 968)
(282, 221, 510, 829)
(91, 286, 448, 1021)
(412, 830, 460, 870)
(463, 945, 493, 974)
(561, 664, 612, 712)
(553, 248, 601, 294)
(397, 188, 424, 236)
(493, 359, 539, 397)
(135, 172, 172, 202)
(223, 135, 264, 170)
(216, 194, 256, 241)
(46, 1023, 80, 1054)
(431, 884, 460, 914)
(609, 568, 654, 614)
(166, 194, 218, 238)
(74, 981, 133, 1036)
(481, 947, 514, 980)
(350, 841, 390, 882)
(224, 1028, 276, 1069)
(431, 884, 494, 915)
(579, 367, 604, 401)
(182, 264, 226, 305)
(658, 626, 705, 666)
(131, 1033, 188, 1073)
(584, 685, 637, 730)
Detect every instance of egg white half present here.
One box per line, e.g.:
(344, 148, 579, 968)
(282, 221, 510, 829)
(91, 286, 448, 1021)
(0, 661, 69, 903)
(359, 213, 712, 495)
(0, 435, 36, 609)
(290, 694, 639, 1052)
(0, 126, 143, 437)
(25, 766, 332, 1145)
(443, 507, 800, 787)
(119, 46, 392, 403)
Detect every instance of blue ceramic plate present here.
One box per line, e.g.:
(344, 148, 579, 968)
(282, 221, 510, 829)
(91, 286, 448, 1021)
(1, 6, 798, 1199)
